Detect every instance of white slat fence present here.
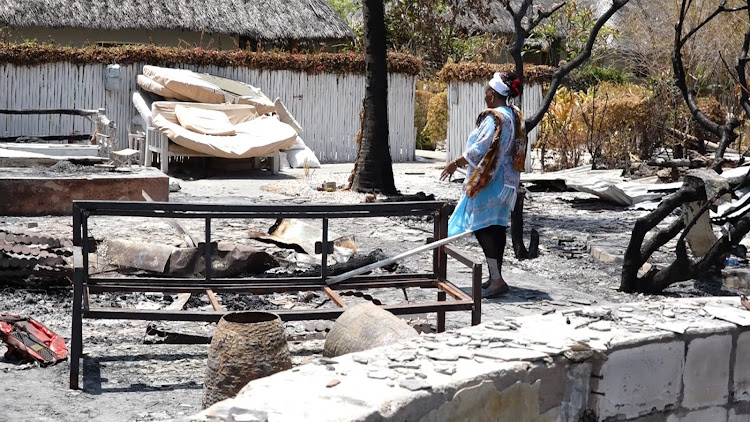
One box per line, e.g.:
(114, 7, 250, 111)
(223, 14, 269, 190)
(0, 63, 416, 163)
(446, 81, 544, 170)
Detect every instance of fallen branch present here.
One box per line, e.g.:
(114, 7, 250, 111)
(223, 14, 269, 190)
(646, 159, 706, 168)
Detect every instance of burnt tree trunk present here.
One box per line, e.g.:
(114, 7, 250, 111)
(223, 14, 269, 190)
(351, 0, 397, 194)
(511, 187, 539, 260)
(501, 0, 630, 259)
(620, 171, 750, 293)
(619, 0, 750, 293)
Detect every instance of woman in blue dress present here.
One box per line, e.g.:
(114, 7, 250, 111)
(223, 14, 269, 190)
(440, 72, 524, 298)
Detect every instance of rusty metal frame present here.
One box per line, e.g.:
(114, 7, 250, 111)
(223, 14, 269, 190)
(69, 200, 482, 389)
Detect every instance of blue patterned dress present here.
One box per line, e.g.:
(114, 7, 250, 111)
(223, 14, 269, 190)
(448, 106, 520, 236)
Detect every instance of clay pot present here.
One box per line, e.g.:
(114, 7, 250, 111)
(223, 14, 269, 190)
(203, 311, 292, 408)
(324, 302, 419, 357)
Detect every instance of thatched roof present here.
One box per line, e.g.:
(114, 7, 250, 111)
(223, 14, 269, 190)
(0, 0, 354, 42)
(454, 0, 606, 36)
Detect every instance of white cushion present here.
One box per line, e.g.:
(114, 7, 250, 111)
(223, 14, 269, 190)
(174, 105, 236, 136)
(274, 98, 303, 135)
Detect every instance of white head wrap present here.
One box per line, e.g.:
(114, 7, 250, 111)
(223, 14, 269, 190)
(489, 72, 511, 97)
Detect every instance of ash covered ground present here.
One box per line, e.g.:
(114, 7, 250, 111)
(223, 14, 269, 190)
(0, 156, 743, 421)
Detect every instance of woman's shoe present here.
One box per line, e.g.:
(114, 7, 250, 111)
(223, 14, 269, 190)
(482, 280, 510, 298)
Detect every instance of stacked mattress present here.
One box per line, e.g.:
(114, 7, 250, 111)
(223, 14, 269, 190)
(138, 66, 320, 167)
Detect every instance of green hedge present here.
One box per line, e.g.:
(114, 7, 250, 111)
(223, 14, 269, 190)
(0, 43, 422, 75)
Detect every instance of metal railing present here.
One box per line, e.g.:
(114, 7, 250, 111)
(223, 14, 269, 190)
(70, 200, 482, 389)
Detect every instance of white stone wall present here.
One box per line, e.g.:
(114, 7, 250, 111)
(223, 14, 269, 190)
(188, 297, 750, 422)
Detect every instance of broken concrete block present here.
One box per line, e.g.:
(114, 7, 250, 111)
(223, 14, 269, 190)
(666, 407, 727, 422)
(593, 341, 684, 419)
(734, 331, 750, 403)
(682, 335, 731, 409)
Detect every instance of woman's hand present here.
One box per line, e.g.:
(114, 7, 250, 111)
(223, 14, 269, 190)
(440, 161, 458, 181)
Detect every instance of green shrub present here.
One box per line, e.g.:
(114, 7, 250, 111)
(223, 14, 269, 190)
(414, 90, 433, 133)
(424, 91, 448, 148)
(568, 65, 629, 92)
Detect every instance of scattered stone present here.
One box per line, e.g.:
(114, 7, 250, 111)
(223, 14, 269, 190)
(326, 379, 341, 388)
(414, 372, 427, 379)
(457, 349, 474, 360)
(388, 362, 421, 370)
(433, 364, 456, 375)
(387, 350, 417, 362)
(662, 309, 676, 318)
(564, 349, 594, 362)
(169, 177, 181, 192)
(367, 370, 390, 380)
(486, 324, 512, 332)
(229, 410, 268, 422)
(425, 349, 459, 362)
(619, 306, 634, 313)
(420, 342, 440, 350)
(447, 337, 471, 347)
(589, 321, 612, 332)
(400, 378, 431, 391)
(318, 358, 338, 365)
(482, 333, 512, 343)
(569, 298, 593, 306)
(352, 355, 369, 365)
(656, 322, 690, 334)
(506, 320, 522, 329)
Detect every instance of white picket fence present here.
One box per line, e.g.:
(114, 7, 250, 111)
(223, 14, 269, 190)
(446, 81, 544, 168)
(0, 63, 416, 163)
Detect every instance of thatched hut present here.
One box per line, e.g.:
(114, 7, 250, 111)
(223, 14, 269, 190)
(0, 0, 354, 49)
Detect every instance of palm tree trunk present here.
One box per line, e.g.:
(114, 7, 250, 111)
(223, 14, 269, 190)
(351, 0, 397, 194)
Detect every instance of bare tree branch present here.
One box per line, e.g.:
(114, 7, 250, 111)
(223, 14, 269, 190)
(504, 0, 534, 95)
(679, 1, 748, 47)
(525, 0, 631, 130)
(736, 5, 750, 119)
(527, 2, 567, 33)
(672, 0, 742, 171)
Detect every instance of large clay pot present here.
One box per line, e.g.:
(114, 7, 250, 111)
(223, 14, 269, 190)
(203, 311, 292, 408)
(324, 302, 419, 357)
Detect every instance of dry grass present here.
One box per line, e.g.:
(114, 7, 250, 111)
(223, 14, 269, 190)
(438, 61, 557, 83)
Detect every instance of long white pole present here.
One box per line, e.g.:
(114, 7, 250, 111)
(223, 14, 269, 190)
(325, 230, 473, 286)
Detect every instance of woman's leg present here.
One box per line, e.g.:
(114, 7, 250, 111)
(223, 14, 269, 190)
(474, 225, 509, 296)
(492, 225, 507, 275)
(474, 226, 501, 279)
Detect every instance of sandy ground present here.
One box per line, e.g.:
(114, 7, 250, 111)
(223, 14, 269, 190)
(0, 152, 742, 422)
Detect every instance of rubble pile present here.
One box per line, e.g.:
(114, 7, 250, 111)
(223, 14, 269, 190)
(0, 230, 72, 283)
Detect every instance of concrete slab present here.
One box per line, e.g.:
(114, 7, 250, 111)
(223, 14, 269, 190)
(0, 143, 100, 157)
(0, 148, 106, 167)
(683, 335, 731, 409)
(1, 166, 168, 216)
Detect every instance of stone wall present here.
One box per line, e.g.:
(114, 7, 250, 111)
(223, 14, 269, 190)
(185, 297, 750, 422)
